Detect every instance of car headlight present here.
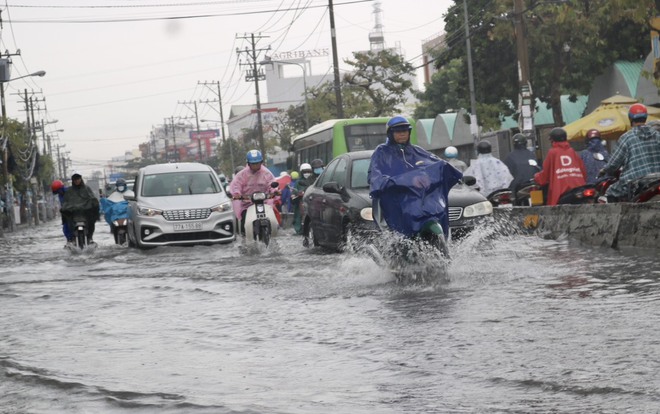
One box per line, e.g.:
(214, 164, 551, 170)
(137, 206, 163, 216)
(211, 202, 232, 213)
(360, 207, 373, 221)
(463, 201, 493, 218)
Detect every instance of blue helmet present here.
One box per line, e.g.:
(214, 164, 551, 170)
(444, 146, 458, 159)
(246, 149, 263, 164)
(387, 116, 412, 132)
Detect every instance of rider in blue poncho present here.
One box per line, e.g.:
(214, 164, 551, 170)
(100, 178, 130, 243)
(368, 116, 462, 239)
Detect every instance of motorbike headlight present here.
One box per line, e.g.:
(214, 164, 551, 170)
(360, 207, 373, 221)
(211, 202, 232, 213)
(251, 192, 267, 202)
(463, 201, 493, 218)
(137, 206, 163, 216)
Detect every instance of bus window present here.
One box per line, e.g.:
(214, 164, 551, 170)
(345, 123, 387, 152)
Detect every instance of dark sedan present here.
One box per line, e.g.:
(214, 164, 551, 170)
(301, 150, 493, 250)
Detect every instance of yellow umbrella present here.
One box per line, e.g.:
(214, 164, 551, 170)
(565, 95, 660, 141)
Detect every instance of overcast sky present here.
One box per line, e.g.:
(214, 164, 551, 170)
(2, 0, 453, 177)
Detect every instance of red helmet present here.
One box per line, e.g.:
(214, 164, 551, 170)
(628, 103, 648, 122)
(586, 129, 601, 140)
(51, 179, 64, 193)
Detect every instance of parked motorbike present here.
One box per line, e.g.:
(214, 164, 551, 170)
(100, 191, 130, 245)
(232, 182, 281, 246)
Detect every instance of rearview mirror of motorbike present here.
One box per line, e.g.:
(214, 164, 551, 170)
(593, 152, 605, 161)
(270, 181, 280, 188)
(462, 175, 477, 186)
(123, 190, 136, 201)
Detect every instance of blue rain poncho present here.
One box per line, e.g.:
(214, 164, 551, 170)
(368, 140, 462, 237)
(100, 195, 129, 225)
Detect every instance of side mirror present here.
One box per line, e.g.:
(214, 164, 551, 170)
(593, 152, 605, 161)
(322, 182, 342, 194)
(270, 181, 280, 189)
(123, 190, 136, 201)
(462, 175, 477, 186)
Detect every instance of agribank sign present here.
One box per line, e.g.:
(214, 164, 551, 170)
(270, 48, 330, 61)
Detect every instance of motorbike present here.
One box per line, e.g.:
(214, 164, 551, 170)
(514, 179, 545, 206)
(100, 192, 130, 245)
(487, 188, 513, 207)
(361, 161, 460, 284)
(557, 184, 599, 204)
(232, 182, 281, 246)
(596, 170, 660, 203)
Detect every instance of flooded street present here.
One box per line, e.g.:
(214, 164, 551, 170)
(1, 219, 659, 413)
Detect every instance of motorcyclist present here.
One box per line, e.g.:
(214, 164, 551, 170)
(60, 171, 100, 245)
(100, 178, 130, 243)
(367, 115, 462, 243)
(534, 127, 587, 206)
(51, 179, 74, 244)
(229, 150, 276, 234)
(598, 103, 660, 202)
(580, 129, 609, 184)
(293, 163, 314, 235)
(464, 140, 514, 198)
(310, 159, 325, 179)
(444, 146, 467, 172)
(504, 133, 539, 200)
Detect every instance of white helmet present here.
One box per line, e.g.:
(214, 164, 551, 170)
(300, 163, 312, 172)
(444, 146, 458, 159)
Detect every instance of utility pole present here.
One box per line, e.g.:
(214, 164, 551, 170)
(328, 0, 344, 118)
(236, 33, 270, 157)
(199, 80, 235, 173)
(514, 0, 536, 151)
(178, 99, 204, 161)
(463, 0, 479, 151)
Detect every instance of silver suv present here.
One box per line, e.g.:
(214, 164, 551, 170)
(125, 162, 235, 248)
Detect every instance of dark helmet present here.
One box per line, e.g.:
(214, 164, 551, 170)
(246, 149, 263, 164)
(115, 178, 127, 192)
(311, 159, 324, 169)
(549, 127, 567, 142)
(218, 173, 227, 183)
(234, 165, 245, 175)
(51, 179, 64, 193)
(476, 140, 492, 154)
(628, 103, 647, 123)
(386, 115, 412, 139)
(586, 129, 601, 141)
(512, 133, 527, 148)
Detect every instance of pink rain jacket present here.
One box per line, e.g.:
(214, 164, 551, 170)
(229, 164, 276, 218)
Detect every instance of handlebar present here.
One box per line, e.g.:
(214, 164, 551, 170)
(231, 191, 281, 201)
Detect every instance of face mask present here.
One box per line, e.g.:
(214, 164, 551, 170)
(303, 173, 312, 179)
(314, 168, 323, 175)
(117, 185, 126, 192)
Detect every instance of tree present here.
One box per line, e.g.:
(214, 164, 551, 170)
(423, 0, 656, 129)
(294, 48, 419, 126)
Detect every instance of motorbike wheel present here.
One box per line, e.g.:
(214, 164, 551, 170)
(76, 230, 86, 250)
(259, 222, 271, 246)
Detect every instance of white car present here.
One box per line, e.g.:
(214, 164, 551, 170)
(124, 162, 235, 248)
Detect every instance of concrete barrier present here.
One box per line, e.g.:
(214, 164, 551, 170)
(497, 202, 660, 251)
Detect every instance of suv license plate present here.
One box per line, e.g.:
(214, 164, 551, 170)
(174, 222, 202, 231)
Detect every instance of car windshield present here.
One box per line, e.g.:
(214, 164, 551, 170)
(351, 158, 370, 189)
(142, 172, 220, 197)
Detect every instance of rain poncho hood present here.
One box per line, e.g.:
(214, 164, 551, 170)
(368, 140, 462, 237)
(464, 153, 514, 197)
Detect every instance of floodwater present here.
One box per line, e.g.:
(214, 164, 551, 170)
(1, 218, 659, 413)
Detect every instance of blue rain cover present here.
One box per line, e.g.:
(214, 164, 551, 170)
(100, 198, 129, 225)
(369, 143, 462, 237)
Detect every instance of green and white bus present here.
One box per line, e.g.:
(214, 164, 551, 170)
(291, 117, 417, 167)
